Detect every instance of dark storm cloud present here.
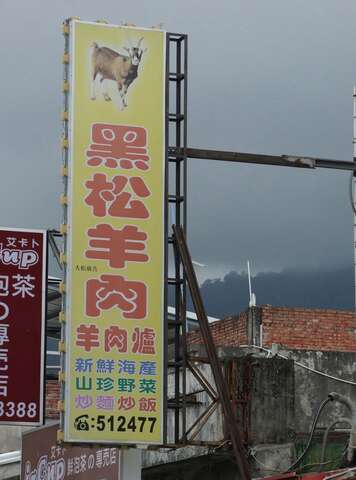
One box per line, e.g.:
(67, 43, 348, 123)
(197, 266, 354, 317)
(1, 0, 356, 279)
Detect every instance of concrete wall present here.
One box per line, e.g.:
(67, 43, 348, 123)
(0, 459, 20, 480)
(280, 349, 356, 434)
(0, 419, 58, 456)
(184, 347, 356, 440)
(143, 345, 355, 479)
(188, 305, 356, 437)
(233, 355, 295, 444)
(0, 420, 57, 480)
(163, 353, 294, 446)
(144, 352, 295, 475)
(0, 426, 27, 455)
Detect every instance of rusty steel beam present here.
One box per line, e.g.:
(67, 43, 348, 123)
(187, 360, 217, 400)
(187, 399, 219, 441)
(168, 147, 356, 171)
(173, 225, 251, 480)
(185, 399, 217, 438)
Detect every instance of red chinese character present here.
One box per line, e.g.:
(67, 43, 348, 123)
(86, 275, 147, 320)
(104, 326, 128, 352)
(85, 173, 113, 217)
(139, 397, 157, 412)
(132, 327, 156, 354)
(109, 176, 150, 218)
(86, 124, 149, 170)
(85, 173, 150, 219)
(117, 396, 135, 411)
(76, 324, 100, 352)
(85, 224, 148, 268)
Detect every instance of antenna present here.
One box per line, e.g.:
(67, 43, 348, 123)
(247, 260, 256, 307)
(192, 260, 206, 267)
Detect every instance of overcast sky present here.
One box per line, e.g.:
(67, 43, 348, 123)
(1, 0, 356, 281)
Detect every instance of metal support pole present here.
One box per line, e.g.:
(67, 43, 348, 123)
(166, 33, 188, 446)
(168, 147, 356, 172)
(353, 87, 356, 310)
(173, 224, 251, 480)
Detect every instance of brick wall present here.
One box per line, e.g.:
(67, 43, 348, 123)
(188, 310, 248, 346)
(261, 305, 356, 352)
(187, 306, 356, 352)
(46, 380, 60, 419)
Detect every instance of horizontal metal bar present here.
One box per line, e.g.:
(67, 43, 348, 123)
(168, 147, 356, 172)
(47, 350, 60, 356)
(0, 451, 21, 466)
(168, 195, 184, 203)
(47, 229, 62, 237)
(168, 155, 185, 162)
(315, 159, 356, 171)
(169, 73, 185, 82)
(167, 33, 187, 42)
(168, 319, 183, 326)
(168, 114, 185, 122)
(167, 399, 198, 408)
(168, 360, 183, 367)
(168, 277, 184, 285)
(46, 326, 61, 335)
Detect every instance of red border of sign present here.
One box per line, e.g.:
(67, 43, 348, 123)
(0, 227, 47, 426)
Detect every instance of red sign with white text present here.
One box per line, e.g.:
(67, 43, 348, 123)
(0, 228, 47, 425)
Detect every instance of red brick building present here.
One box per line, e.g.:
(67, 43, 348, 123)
(188, 305, 356, 352)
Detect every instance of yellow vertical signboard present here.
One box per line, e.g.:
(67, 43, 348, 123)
(63, 20, 166, 444)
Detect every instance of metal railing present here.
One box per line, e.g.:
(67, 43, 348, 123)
(0, 451, 21, 466)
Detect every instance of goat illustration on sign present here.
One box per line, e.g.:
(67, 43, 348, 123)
(90, 37, 146, 111)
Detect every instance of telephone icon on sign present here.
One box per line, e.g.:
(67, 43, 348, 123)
(74, 414, 90, 431)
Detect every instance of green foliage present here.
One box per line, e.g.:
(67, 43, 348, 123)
(294, 440, 345, 474)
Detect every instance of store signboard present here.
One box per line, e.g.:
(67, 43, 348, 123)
(0, 227, 47, 425)
(63, 20, 166, 444)
(22, 424, 120, 480)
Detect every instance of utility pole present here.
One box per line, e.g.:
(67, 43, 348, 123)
(353, 87, 356, 310)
